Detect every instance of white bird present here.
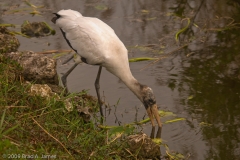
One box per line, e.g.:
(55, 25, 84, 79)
(52, 9, 162, 128)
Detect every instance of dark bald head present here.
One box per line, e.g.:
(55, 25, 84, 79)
(139, 85, 157, 109)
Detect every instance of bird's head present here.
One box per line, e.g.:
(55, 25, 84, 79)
(139, 85, 157, 109)
(139, 84, 161, 127)
(51, 9, 82, 24)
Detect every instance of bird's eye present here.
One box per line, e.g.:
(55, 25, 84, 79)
(148, 98, 156, 105)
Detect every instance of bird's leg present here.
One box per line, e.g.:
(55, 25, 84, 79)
(61, 54, 82, 89)
(61, 63, 78, 88)
(95, 66, 104, 118)
(62, 54, 74, 65)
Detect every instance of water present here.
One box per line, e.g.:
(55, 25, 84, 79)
(1, 0, 240, 159)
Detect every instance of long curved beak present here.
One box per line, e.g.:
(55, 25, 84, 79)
(146, 104, 162, 128)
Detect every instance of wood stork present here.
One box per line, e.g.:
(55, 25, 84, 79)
(52, 9, 162, 128)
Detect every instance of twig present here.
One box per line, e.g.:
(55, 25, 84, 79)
(36, 49, 72, 54)
(3, 135, 20, 146)
(1, 106, 29, 108)
(124, 148, 136, 159)
(106, 130, 109, 144)
(109, 133, 123, 144)
(140, 44, 188, 71)
(18, 106, 49, 118)
(67, 130, 73, 139)
(31, 117, 73, 157)
(3, 135, 37, 152)
(29, 108, 63, 118)
(88, 151, 95, 160)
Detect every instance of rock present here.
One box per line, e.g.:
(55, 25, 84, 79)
(64, 97, 92, 122)
(0, 26, 20, 53)
(77, 106, 92, 123)
(47, 83, 65, 95)
(63, 98, 74, 112)
(63, 93, 96, 122)
(26, 82, 93, 123)
(28, 82, 60, 99)
(126, 133, 161, 159)
(5, 51, 58, 84)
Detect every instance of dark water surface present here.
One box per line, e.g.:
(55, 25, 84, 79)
(1, 0, 240, 159)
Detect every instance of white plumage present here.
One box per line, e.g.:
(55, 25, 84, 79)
(52, 9, 162, 128)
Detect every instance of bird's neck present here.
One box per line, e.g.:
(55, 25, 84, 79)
(118, 71, 144, 102)
(105, 59, 144, 102)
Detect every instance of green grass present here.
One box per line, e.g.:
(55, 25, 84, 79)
(0, 55, 186, 159)
(0, 55, 135, 159)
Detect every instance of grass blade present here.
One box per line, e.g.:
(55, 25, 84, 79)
(164, 118, 186, 124)
(175, 18, 190, 42)
(0, 109, 6, 130)
(2, 124, 20, 135)
(129, 57, 157, 62)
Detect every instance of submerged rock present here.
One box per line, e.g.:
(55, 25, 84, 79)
(21, 20, 55, 37)
(5, 51, 58, 84)
(0, 26, 20, 53)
